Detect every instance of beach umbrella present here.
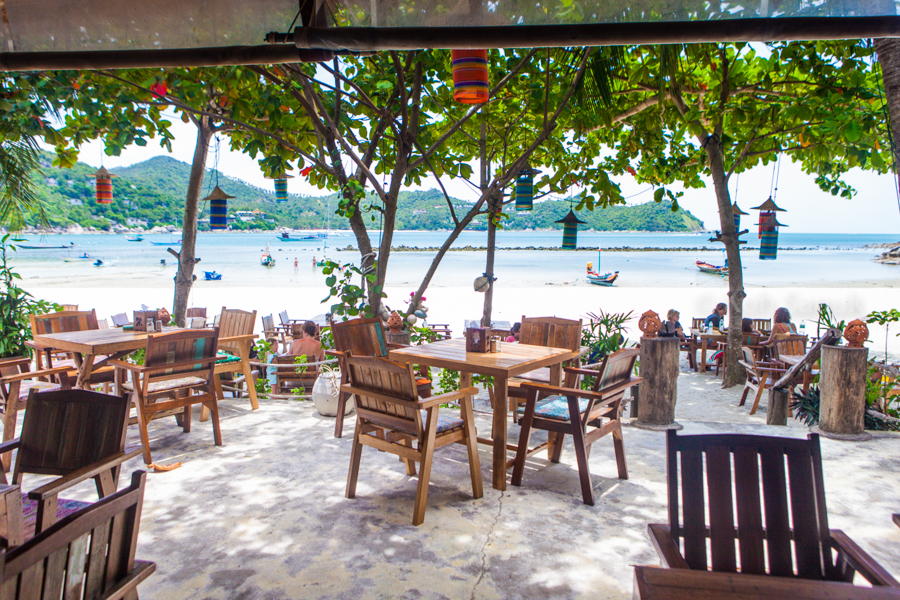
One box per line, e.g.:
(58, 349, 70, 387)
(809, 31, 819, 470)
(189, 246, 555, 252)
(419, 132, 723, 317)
(514, 165, 540, 211)
(731, 202, 748, 232)
(92, 167, 118, 204)
(268, 172, 293, 203)
(555, 209, 586, 250)
(758, 213, 787, 260)
(200, 186, 235, 231)
(451, 50, 489, 104)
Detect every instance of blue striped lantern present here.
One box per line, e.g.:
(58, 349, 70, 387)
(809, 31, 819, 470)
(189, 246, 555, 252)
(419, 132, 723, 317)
(515, 166, 539, 211)
(732, 202, 748, 232)
(751, 197, 787, 260)
(451, 50, 489, 104)
(555, 209, 586, 250)
(201, 186, 235, 231)
(269, 172, 293, 203)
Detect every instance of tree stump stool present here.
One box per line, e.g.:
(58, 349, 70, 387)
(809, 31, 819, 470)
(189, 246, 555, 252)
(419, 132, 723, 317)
(634, 337, 682, 430)
(816, 345, 872, 441)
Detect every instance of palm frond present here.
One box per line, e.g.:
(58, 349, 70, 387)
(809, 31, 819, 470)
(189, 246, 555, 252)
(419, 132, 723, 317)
(0, 136, 47, 231)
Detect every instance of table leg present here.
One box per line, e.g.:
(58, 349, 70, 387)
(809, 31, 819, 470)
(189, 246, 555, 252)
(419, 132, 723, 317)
(492, 375, 508, 491)
(75, 353, 95, 389)
(238, 340, 260, 411)
(700, 344, 708, 373)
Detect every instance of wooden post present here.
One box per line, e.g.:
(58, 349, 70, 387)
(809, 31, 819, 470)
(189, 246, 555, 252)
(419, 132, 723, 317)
(766, 388, 790, 426)
(635, 337, 681, 429)
(818, 345, 870, 439)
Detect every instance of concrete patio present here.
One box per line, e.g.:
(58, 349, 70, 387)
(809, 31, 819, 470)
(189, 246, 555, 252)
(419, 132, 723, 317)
(36, 365, 900, 599)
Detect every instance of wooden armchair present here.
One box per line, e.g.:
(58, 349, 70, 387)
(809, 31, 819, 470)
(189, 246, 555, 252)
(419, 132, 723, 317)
(0, 357, 71, 471)
(329, 317, 432, 438)
(0, 470, 155, 598)
(272, 354, 318, 395)
(511, 348, 641, 505)
(507, 316, 583, 413)
(110, 312, 131, 327)
(112, 329, 222, 467)
(0, 389, 141, 540)
(648, 430, 899, 589)
(344, 355, 482, 526)
(773, 334, 809, 359)
(210, 307, 259, 415)
(262, 314, 290, 353)
(737, 347, 788, 415)
(715, 333, 761, 378)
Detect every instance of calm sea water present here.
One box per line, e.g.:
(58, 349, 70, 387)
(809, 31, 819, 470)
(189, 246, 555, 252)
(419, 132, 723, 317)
(8, 230, 899, 289)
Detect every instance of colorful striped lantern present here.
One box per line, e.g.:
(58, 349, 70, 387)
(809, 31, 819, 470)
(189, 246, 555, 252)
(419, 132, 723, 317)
(752, 197, 786, 238)
(200, 186, 235, 231)
(555, 209, 586, 250)
(731, 202, 748, 232)
(515, 165, 539, 211)
(92, 167, 117, 204)
(451, 50, 489, 104)
(751, 197, 786, 259)
(268, 172, 293, 203)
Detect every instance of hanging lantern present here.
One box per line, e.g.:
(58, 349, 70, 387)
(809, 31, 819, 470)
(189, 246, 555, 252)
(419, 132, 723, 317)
(758, 213, 787, 260)
(92, 167, 118, 204)
(731, 202, 748, 232)
(555, 209, 586, 250)
(451, 50, 489, 104)
(751, 196, 786, 238)
(200, 186, 235, 231)
(267, 172, 293, 203)
(515, 165, 540, 211)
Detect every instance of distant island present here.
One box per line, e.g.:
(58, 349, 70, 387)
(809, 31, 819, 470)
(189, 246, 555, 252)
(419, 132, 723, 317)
(28, 153, 705, 233)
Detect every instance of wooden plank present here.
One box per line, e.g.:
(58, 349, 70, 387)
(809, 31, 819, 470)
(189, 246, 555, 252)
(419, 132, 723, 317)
(705, 444, 736, 572)
(84, 520, 111, 598)
(63, 533, 89, 600)
(17, 562, 42, 600)
(680, 448, 708, 570)
(732, 445, 766, 575)
(41, 545, 69, 600)
(786, 447, 824, 579)
(759, 446, 793, 577)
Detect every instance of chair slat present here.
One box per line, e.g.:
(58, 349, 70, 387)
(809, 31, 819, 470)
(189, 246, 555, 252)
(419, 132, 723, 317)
(706, 444, 737, 572)
(84, 519, 112, 598)
(16, 563, 41, 600)
(759, 447, 793, 577)
(680, 448, 708, 570)
(733, 445, 766, 575)
(40, 546, 68, 600)
(63, 533, 89, 600)
(786, 446, 824, 579)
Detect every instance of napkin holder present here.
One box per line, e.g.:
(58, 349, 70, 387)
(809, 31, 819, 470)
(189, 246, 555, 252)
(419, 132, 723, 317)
(465, 327, 491, 353)
(133, 310, 159, 332)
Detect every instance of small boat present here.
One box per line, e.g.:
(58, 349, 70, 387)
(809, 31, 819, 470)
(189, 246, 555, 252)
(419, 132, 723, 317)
(18, 243, 73, 250)
(93, 259, 116, 267)
(126, 235, 144, 242)
(261, 245, 276, 267)
(696, 259, 728, 276)
(276, 232, 316, 242)
(204, 271, 222, 281)
(587, 271, 619, 286)
(62, 252, 94, 262)
(150, 239, 181, 246)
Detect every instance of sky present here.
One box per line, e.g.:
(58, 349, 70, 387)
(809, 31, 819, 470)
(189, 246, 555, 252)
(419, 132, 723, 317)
(68, 115, 900, 234)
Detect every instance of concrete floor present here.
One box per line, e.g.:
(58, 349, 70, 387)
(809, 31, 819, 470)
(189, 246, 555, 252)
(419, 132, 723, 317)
(33, 363, 900, 599)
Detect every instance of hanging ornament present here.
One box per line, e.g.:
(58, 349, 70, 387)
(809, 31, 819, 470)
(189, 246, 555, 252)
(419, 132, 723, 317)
(731, 202, 748, 232)
(267, 172, 293, 203)
(751, 196, 787, 259)
(515, 165, 540, 211)
(201, 186, 235, 231)
(92, 167, 118, 204)
(451, 50, 489, 104)
(555, 209, 586, 250)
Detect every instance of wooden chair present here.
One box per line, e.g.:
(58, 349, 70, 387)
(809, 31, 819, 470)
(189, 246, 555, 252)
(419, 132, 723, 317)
(28, 309, 115, 391)
(0, 470, 155, 597)
(427, 323, 452, 340)
(60, 303, 78, 311)
(112, 329, 222, 467)
(648, 430, 900, 590)
(329, 317, 432, 438)
(189, 317, 208, 329)
(511, 348, 641, 505)
(344, 355, 482, 526)
(737, 347, 788, 415)
(773, 334, 809, 359)
(751, 317, 772, 335)
(715, 333, 761, 378)
(272, 354, 317, 395)
(277, 310, 304, 336)
(210, 307, 260, 415)
(97, 318, 109, 329)
(186, 307, 207, 318)
(0, 358, 71, 471)
(691, 317, 705, 330)
(506, 316, 583, 413)
(262, 314, 290, 353)
(110, 312, 131, 327)
(0, 389, 142, 539)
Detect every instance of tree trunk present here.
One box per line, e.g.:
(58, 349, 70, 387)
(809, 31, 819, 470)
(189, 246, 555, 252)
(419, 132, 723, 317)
(172, 117, 213, 327)
(481, 193, 498, 328)
(703, 135, 747, 388)
(875, 38, 900, 201)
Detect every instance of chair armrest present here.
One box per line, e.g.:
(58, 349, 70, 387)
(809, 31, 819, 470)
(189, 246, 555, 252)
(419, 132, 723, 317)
(218, 334, 257, 344)
(0, 439, 21, 455)
(26, 447, 144, 502)
(96, 560, 156, 600)
(829, 529, 900, 587)
(520, 376, 642, 401)
(0, 365, 72, 383)
(563, 367, 601, 377)
(0, 356, 31, 369)
(419, 386, 479, 408)
(648, 524, 690, 569)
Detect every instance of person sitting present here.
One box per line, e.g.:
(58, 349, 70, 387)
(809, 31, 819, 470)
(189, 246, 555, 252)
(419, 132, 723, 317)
(704, 302, 727, 330)
(742, 318, 762, 336)
(761, 307, 797, 346)
(505, 322, 521, 343)
(659, 309, 685, 341)
(289, 320, 324, 362)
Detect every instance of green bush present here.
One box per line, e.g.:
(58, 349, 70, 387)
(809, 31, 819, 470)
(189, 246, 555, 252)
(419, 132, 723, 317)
(0, 235, 60, 358)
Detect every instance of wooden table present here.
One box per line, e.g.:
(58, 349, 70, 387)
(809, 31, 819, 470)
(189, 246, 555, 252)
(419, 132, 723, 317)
(389, 338, 583, 491)
(690, 329, 727, 373)
(31, 327, 179, 389)
(633, 566, 900, 600)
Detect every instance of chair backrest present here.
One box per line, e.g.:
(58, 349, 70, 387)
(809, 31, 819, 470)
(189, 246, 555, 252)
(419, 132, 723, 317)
(29, 309, 99, 336)
(143, 328, 219, 383)
(590, 348, 639, 398)
(60, 304, 78, 311)
(773, 334, 808, 359)
(345, 355, 421, 436)
(190, 317, 208, 329)
(742, 333, 761, 346)
(665, 430, 832, 579)
(217, 307, 257, 354)
(110, 312, 130, 327)
(261, 314, 275, 332)
(751, 318, 772, 333)
(331, 317, 388, 358)
(740, 346, 758, 370)
(186, 307, 207, 318)
(0, 470, 151, 599)
(519, 316, 582, 351)
(97, 318, 109, 329)
(14, 389, 129, 480)
(691, 317, 705, 330)
(279, 311, 290, 326)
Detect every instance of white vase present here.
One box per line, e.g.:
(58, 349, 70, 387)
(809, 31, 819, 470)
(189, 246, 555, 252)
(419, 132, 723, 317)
(312, 370, 354, 417)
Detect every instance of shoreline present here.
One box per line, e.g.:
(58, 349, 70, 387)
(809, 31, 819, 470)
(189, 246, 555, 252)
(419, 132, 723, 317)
(348, 244, 859, 252)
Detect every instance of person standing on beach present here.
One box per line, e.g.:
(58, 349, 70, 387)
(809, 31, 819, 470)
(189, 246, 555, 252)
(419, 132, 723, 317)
(294, 258, 298, 272)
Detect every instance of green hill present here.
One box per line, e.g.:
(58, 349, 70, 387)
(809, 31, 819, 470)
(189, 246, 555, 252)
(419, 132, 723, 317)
(28, 154, 705, 232)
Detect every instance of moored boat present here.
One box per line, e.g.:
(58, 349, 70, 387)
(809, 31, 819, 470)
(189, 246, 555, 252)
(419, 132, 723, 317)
(126, 235, 144, 242)
(261, 244, 276, 267)
(204, 271, 222, 281)
(696, 259, 728, 275)
(587, 271, 619, 286)
(150, 239, 181, 246)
